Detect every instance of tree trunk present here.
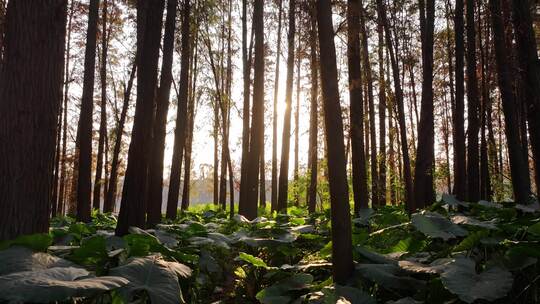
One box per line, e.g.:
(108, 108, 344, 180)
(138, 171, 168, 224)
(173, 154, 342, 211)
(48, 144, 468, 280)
(413, 0, 435, 209)
(316, 0, 353, 284)
(165, 0, 191, 220)
(277, 0, 296, 213)
(376, 11, 387, 207)
(104, 60, 136, 213)
(93, 0, 108, 212)
(376, 0, 414, 212)
(466, 0, 480, 202)
(116, 0, 164, 236)
(512, 0, 540, 194)
(349, 0, 369, 214)
(241, 0, 264, 220)
(453, 0, 467, 201)
(77, 0, 100, 223)
(146, 0, 177, 226)
(293, 55, 300, 206)
(307, 3, 318, 214)
(490, 0, 532, 204)
(0, 0, 67, 240)
(58, 0, 75, 216)
(271, 0, 283, 212)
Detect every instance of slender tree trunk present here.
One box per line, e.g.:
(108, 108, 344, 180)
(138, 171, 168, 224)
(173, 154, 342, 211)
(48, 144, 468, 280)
(349, 0, 369, 213)
(242, 0, 265, 220)
(165, 0, 191, 220)
(368, 29, 378, 208)
(453, 0, 466, 200)
(512, 0, 540, 194)
(489, 0, 532, 204)
(93, 0, 108, 212)
(104, 61, 135, 213)
(277, 0, 296, 213)
(213, 102, 220, 206)
(181, 29, 199, 211)
(147, 0, 177, 226)
(0, 0, 67, 240)
(376, 13, 387, 207)
(271, 0, 283, 212)
(293, 55, 300, 206)
(307, 3, 318, 214)
(466, 0, 480, 202)
(316, 0, 353, 284)
(58, 0, 75, 216)
(414, 0, 435, 209)
(77, 0, 100, 222)
(376, 0, 414, 211)
(116, 0, 164, 236)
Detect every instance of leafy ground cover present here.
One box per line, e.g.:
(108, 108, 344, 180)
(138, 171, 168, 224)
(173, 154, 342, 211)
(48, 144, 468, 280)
(1, 196, 540, 303)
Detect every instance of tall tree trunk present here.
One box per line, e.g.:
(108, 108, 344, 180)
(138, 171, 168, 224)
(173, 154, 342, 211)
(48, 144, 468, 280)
(349, 0, 369, 214)
(242, 0, 264, 220)
(307, 3, 318, 214)
(104, 60, 136, 213)
(77, 0, 100, 223)
(271, 0, 283, 212)
(147, 0, 177, 227)
(116, 0, 164, 236)
(213, 102, 219, 206)
(58, 0, 75, 215)
(238, 0, 251, 211)
(453, 0, 466, 200)
(181, 29, 199, 211)
(368, 27, 378, 208)
(444, 0, 455, 194)
(376, 13, 387, 207)
(489, 0, 532, 204)
(316, 0, 353, 284)
(512, 0, 540, 194)
(293, 55, 300, 206)
(93, 0, 108, 212)
(413, 0, 435, 209)
(165, 0, 191, 220)
(277, 0, 296, 213)
(0, 0, 67, 240)
(466, 0, 480, 202)
(376, 0, 414, 211)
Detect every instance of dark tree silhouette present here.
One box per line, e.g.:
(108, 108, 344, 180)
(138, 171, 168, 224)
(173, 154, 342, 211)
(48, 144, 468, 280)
(116, 0, 164, 236)
(77, 0, 100, 223)
(453, 0, 466, 201)
(316, 0, 354, 285)
(0, 0, 67, 240)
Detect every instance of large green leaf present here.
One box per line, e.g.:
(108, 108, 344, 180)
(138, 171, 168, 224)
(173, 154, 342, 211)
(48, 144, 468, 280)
(355, 263, 425, 291)
(0, 246, 75, 276)
(110, 255, 191, 304)
(398, 258, 453, 274)
(450, 215, 498, 230)
(440, 258, 513, 303)
(320, 285, 376, 304)
(411, 212, 468, 240)
(0, 233, 53, 251)
(238, 252, 269, 268)
(0, 267, 127, 303)
(256, 273, 313, 304)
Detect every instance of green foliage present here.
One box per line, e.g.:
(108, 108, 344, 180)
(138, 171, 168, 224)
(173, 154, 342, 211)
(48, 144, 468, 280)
(4, 196, 540, 303)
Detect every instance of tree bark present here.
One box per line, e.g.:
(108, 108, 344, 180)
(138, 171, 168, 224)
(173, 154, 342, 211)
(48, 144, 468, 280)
(242, 0, 264, 220)
(116, 0, 164, 236)
(349, 0, 369, 214)
(489, 0, 532, 204)
(277, 0, 296, 213)
(466, 0, 480, 202)
(512, 0, 540, 194)
(165, 0, 191, 220)
(271, 0, 283, 212)
(93, 0, 108, 212)
(413, 0, 435, 209)
(307, 3, 318, 214)
(453, 0, 467, 201)
(147, 0, 177, 226)
(0, 0, 67, 240)
(77, 0, 100, 222)
(316, 0, 354, 284)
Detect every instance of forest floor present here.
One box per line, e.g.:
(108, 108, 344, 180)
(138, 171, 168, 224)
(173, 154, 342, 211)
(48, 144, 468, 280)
(1, 196, 540, 303)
